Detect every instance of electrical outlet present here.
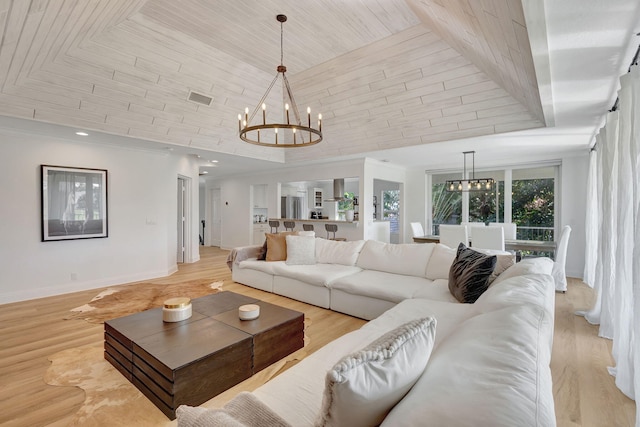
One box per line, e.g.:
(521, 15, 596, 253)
(70, 272, 78, 281)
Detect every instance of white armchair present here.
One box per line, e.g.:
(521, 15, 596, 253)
(439, 225, 469, 249)
(552, 225, 572, 292)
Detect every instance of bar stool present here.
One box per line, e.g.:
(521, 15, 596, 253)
(269, 220, 280, 234)
(284, 221, 296, 231)
(303, 224, 314, 231)
(325, 224, 346, 241)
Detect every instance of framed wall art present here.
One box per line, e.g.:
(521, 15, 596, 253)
(41, 165, 108, 241)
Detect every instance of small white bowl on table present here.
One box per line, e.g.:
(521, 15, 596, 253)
(238, 304, 260, 320)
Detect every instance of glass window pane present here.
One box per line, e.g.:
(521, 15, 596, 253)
(432, 178, 462, 235)
(512, 168, 555, 241)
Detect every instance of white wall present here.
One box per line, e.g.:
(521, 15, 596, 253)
(0, 128, 200, 303)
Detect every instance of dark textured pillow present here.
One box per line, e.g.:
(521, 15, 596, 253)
(448, 243, 497, 303)
(257, 238, 268, 260)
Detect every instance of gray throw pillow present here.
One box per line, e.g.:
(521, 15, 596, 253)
(448, 243, 497, 303)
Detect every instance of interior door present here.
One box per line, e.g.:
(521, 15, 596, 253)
(211, 188, 221, 247)
(177, 177, 186, 263)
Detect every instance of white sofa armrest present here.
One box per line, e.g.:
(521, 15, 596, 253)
(226, 245, 263, 270)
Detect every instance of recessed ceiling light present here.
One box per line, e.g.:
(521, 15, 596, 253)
(75, 131, 89, 136)
(201, 171, 208, 174)
(210, 160, 219, 163)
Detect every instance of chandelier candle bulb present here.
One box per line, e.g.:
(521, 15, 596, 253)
(285, 103, 290, 124)
(318, 114, 322, 132)
(307, 107, 311, 127)
(262, 103, 266, 124)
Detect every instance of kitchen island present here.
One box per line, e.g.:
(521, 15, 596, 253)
(270, 218, 361, 241)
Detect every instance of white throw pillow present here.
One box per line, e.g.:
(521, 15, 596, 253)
(285, 235, 316, 265)
(315, 238, 366, 266)
(315, 317, 437, 427)
(297, 230, 316, 237)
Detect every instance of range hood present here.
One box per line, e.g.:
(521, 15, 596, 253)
(323, 178, 345, 202)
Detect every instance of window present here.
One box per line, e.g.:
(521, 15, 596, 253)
(431, 173, 462, 234)
(430, 166, 556, 240)
(512, 167, 555, 241)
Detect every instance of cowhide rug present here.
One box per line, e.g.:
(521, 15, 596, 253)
(65, 279, 224, 323)
(45, 324, 311, 426)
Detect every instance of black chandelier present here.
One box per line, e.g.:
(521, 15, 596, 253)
(445, 151, 495, 192)
(238, 14, 322, 148)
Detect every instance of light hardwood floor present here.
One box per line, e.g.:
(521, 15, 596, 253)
(0, 247, 635, 426)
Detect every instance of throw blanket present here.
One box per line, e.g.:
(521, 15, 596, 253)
(226, 245, 261, 271)
(176, 392, 291, 427)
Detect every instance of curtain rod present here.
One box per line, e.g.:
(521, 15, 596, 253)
(610, 35, 640, 112)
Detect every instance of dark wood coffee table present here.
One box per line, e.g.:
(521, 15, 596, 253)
(103, 291, 304, 419)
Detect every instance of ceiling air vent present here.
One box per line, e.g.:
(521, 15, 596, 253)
(188, 91, 212, 106)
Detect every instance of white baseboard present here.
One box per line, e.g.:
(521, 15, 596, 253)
(0, 265, 179, 305)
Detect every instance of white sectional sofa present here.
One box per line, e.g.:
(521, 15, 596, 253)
(181, 238, 557, 426)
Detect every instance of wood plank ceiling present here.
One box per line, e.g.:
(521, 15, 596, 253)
(0, 0, 543, 163)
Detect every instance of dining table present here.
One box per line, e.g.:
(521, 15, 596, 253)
(412, 235, 557, 256)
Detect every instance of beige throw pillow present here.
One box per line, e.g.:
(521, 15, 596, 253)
(265, 232, 296, 262)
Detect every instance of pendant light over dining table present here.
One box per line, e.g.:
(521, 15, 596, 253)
(445, 151, 495, 192)
(238, 14, 322, 148)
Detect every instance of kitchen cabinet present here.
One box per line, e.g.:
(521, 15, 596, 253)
(310, 188, 323, 209)
(253, 184, 267, 208)
(253, 223, 269, 245)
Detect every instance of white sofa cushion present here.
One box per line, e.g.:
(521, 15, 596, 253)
(316, 317, 437, 427)
(272, 263, 362, 287)
(475, 273, 556, 317)
(285, 235, 316, 265)
(424, 244, 456, 280)
(491, 257, 553, 286)
(382, 305, 555, 427)
(315, 238, 366, 266)
(237, 259, 283, 274)
(329, 270, 432, 303)
(412, 279, 458, 303)
(356, 240, 434, 277)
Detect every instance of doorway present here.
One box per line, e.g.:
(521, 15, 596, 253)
(209, 188, 221, 247)
(177, 176, 192, 263)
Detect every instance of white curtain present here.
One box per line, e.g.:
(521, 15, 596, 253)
(580, 65, 640, 421)
(583, 149, 598, 287)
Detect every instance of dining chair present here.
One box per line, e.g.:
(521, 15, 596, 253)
(410, 222, 425, 238)
(284, 220, 296, 231)
(552, 225, 572, 292)
(471, 226, 505, 251)
(439, 225, 469, 249)
(302, 224, 314, 231)
(268, 220, 280, 234)
(461, 221, 485, 238)
(489, 222, 517, 240)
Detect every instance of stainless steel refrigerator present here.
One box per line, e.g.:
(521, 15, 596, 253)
(281, 196, 303, 219)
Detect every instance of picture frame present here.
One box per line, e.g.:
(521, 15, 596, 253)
(41, 165, 108, 241)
